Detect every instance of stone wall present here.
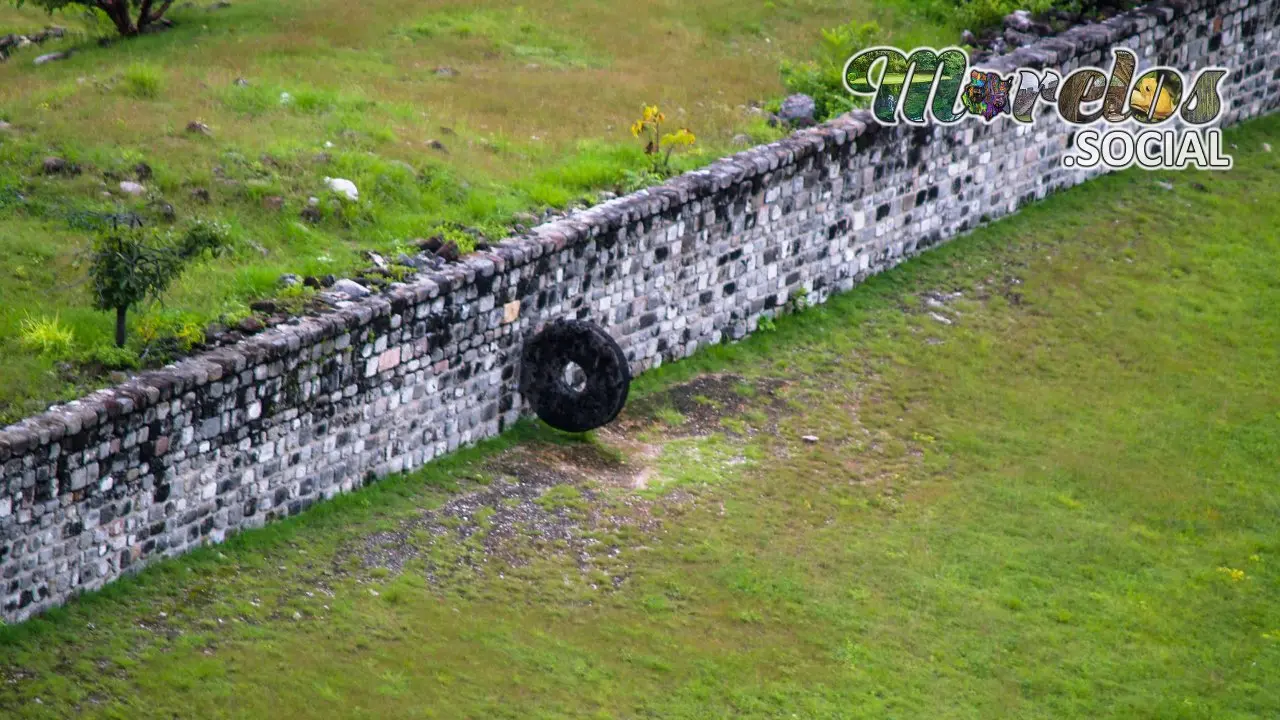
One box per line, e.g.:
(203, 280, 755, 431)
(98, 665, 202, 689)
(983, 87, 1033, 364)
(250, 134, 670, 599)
(2, 0, 1277, 623)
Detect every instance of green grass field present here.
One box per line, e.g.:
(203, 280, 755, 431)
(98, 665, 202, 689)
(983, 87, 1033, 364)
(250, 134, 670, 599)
(1, 115, 1276, 718)
(0, 0, 953, 423)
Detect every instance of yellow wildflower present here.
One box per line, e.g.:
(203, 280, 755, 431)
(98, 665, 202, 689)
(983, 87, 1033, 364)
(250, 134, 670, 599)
(660, 128, 697, 148)
(1216, 566, 1246, 582)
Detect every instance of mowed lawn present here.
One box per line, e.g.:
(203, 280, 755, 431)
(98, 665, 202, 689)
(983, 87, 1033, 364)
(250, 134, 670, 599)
(1, 117, 1277, 718)
(0, 0, 949, 423)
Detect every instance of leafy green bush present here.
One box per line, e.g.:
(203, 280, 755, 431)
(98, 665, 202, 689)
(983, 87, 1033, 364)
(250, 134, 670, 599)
(136, 310, 206, 353)
(779, 21, 881, 123)
(276, 283, 318, 314)
(77, 344, 140, 371)
(89, 219, 231, 347)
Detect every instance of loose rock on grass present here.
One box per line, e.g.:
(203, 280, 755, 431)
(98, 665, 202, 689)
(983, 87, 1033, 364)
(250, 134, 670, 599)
(332, 278, 371, 299)
(324, 177, 359, 201)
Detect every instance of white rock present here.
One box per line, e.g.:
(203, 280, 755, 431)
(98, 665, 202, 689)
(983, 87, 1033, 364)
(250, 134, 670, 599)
(33, 51, 70, 65)
(332, 278, 370, 298)
(119, 181, 146, 196)
(324, 177, 358, 201)
(801, 435, 819, 444)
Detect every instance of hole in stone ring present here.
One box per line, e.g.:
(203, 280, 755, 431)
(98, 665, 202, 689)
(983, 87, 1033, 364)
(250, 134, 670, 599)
(561, 361, 587, 393)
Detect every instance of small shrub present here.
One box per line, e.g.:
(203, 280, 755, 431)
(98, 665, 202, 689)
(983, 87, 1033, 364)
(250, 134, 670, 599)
(428, 224, 477, 254)
(276, 283, 317, 314)
(779, 21, 880, 122)
(89, 219, 232, 347)
(173, 318, 206, 351)
(787, 287, 810, 313)
(629, 105, 696, 175)
(19, 314, 74, 356)
(620, 168, 665, 193)
(121, 64, 164, 100)
(136, 309, 209, 360)
(78, 344, 140, 371)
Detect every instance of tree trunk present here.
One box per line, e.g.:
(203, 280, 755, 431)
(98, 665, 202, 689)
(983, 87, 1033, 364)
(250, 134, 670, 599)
(141, 0, 176, 28)
(97, 0, 138, 37)
(115, 306, 128, 348)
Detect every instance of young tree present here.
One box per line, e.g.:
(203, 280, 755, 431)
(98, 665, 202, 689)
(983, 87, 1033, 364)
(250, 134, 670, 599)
(90, 220, 229, 347)
(11, 0, 176, 38)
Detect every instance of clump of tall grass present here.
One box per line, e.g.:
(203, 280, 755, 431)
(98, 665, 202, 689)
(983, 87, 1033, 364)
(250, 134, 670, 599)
(121, 63, 164, 99)
(19, 314, 75, 357)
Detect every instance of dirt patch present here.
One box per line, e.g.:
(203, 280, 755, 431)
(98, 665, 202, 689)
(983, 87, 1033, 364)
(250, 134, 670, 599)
(619, 374, 788, 436)
(346, 439, 662, 588)
(341, 375, 790, 590)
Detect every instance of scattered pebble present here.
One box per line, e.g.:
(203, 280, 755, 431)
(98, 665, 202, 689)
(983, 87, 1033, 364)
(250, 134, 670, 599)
(119, 181, 146, 197)
(929, 312, 953, 325)
(1156, 180, 1174, 190)
(801, 435, 819, 444)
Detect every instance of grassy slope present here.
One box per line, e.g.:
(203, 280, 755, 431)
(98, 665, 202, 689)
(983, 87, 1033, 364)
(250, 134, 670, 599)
(0, 0, 949, 422)
(1, 117, 1276, 718)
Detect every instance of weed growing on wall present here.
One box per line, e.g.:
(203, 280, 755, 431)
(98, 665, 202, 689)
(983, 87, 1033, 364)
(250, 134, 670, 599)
(630, 105, 697, 175)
